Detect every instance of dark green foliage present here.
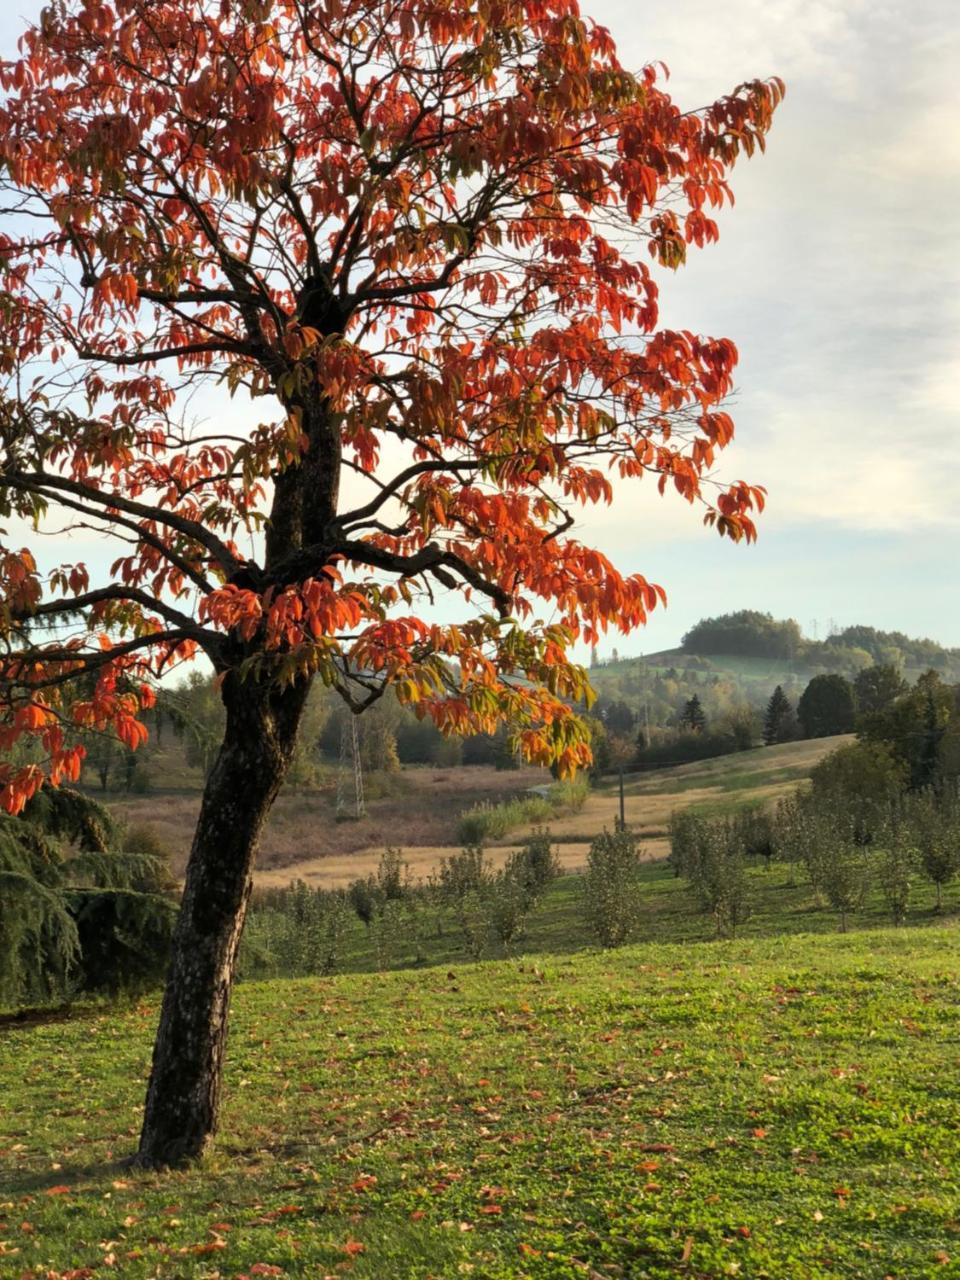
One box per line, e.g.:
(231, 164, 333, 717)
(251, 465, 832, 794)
(66, 888, 177, 993)
(763, 684, 793, 745)
(809, 739, 907, 843)
(678, 693, 706, 732)
(596, 697, 635, 734)
(635, 727, 748, 769)
(859, 669, 957, 791)
(23, 785, 117, 853)
(347, 876, 379, 926)
(853, 663, 908, 716)
(732, 804, 775, 863)
(797, 673, 856, 737)
(682, 609, 803, 659)
(0, 794, 177, 1011)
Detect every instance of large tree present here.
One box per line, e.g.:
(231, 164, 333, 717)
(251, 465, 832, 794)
(0, 0, 780, 1166)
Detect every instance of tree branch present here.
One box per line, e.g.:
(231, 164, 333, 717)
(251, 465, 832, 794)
(2, 471, 243, 579)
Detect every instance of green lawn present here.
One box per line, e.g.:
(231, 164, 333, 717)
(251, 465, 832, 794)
(2, 893, 959, 1278)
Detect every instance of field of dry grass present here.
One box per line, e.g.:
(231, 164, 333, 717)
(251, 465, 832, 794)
(104, 735, 849, 888)
(106, 763, 550, 877)
(533, 734, 852, 845)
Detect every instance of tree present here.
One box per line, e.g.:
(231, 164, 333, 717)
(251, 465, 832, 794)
(860, 671, 956, 792)
(763, 684, 792, 745)
(1, 789, 176, 1006)
(809, 739, 907, 843)
(853, 664, 907, 717)
(797, 674, 856, 738)
(681, 610, 803, 659)
(679, 694, 707, 733)
(0, 0, 781, 1166)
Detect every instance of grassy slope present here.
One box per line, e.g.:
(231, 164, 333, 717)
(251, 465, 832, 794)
(3, 878, 960, 1278)
(246, 736, 847, 890)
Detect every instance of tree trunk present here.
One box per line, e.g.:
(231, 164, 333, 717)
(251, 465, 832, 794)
(135, 673, 309, 1168)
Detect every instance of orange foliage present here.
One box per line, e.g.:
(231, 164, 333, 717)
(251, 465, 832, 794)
(0, 0, 782, 807)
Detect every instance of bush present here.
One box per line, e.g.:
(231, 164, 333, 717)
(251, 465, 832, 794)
(905, 789, 960, 910)
(677, 817, 750, 938)
(511, 828, 561, 899)
(376, 846, 408, 901)
(877, 829, 914, 926)
(485, 870, 532, 953)
(347, 875, 379, 925)
(242, 881, 350, 978)
(456, 781, 587, 844)
(582, 828, 643, 947)
(66, 888, 177, 993)
(439, 843, 492, 902)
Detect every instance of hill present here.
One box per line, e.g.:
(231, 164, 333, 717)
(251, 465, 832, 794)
(3, 920, 958, 1278)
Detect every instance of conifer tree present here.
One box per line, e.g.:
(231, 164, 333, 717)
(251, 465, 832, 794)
(763, 685, 792, 745)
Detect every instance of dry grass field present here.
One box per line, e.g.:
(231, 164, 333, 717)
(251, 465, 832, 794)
(106, 763, 550, 877)
(104, 735, 849, 888)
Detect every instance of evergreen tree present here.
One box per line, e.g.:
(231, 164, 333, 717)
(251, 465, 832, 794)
(763, 685, 792, 745)
(0, 790, 177, 1009)
(680, 694, 707, 733)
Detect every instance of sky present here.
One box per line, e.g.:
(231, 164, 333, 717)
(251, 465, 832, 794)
(1, 0, 958, 657)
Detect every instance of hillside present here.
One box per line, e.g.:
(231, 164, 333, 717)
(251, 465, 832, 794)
(243, 735, 846, 890)
(3, 923, 958, 1278)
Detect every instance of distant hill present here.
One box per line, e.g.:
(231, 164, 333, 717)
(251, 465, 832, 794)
(591, 612, 960, 702)
(679, 611, 960, 681)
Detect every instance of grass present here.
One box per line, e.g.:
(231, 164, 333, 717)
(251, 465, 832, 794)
(2, 914, 959, 1278)
(457, 782, 589, 844)
(239, 855, 960, 981)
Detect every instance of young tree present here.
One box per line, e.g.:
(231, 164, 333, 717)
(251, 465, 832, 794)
(763, 684, 792, 745)
(0, 0, 780, 1166)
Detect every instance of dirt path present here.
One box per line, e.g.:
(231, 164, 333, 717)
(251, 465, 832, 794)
(252, 836, 670, 889)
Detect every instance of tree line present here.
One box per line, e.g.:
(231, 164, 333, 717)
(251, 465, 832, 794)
(681, 610, 960, 678)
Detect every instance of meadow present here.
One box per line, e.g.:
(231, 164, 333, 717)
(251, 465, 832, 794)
(4, 843, 960, 1279)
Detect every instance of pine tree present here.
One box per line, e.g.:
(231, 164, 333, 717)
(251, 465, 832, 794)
(763, 685, 793, 745)
(680, 694, 707, 733)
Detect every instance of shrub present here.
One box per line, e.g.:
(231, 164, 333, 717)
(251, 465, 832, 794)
(485, 870, 532, 953)
(510, 827, 561, 900)
(376, 846, 408, 901)
(439, 843, 492, 902)
(877, 830, 914, 926)
(679, 817, 750, 938)
(582, 828, 643, 947)
(242, 882, 350, 977)
(347, 875, 379, 925)
(906, 789, 960, 910)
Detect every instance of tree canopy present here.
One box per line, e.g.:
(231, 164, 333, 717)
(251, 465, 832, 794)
(0, 0, 780, 814)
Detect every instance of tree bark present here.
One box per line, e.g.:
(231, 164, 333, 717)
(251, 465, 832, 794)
(135, 672, 309, 1168)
